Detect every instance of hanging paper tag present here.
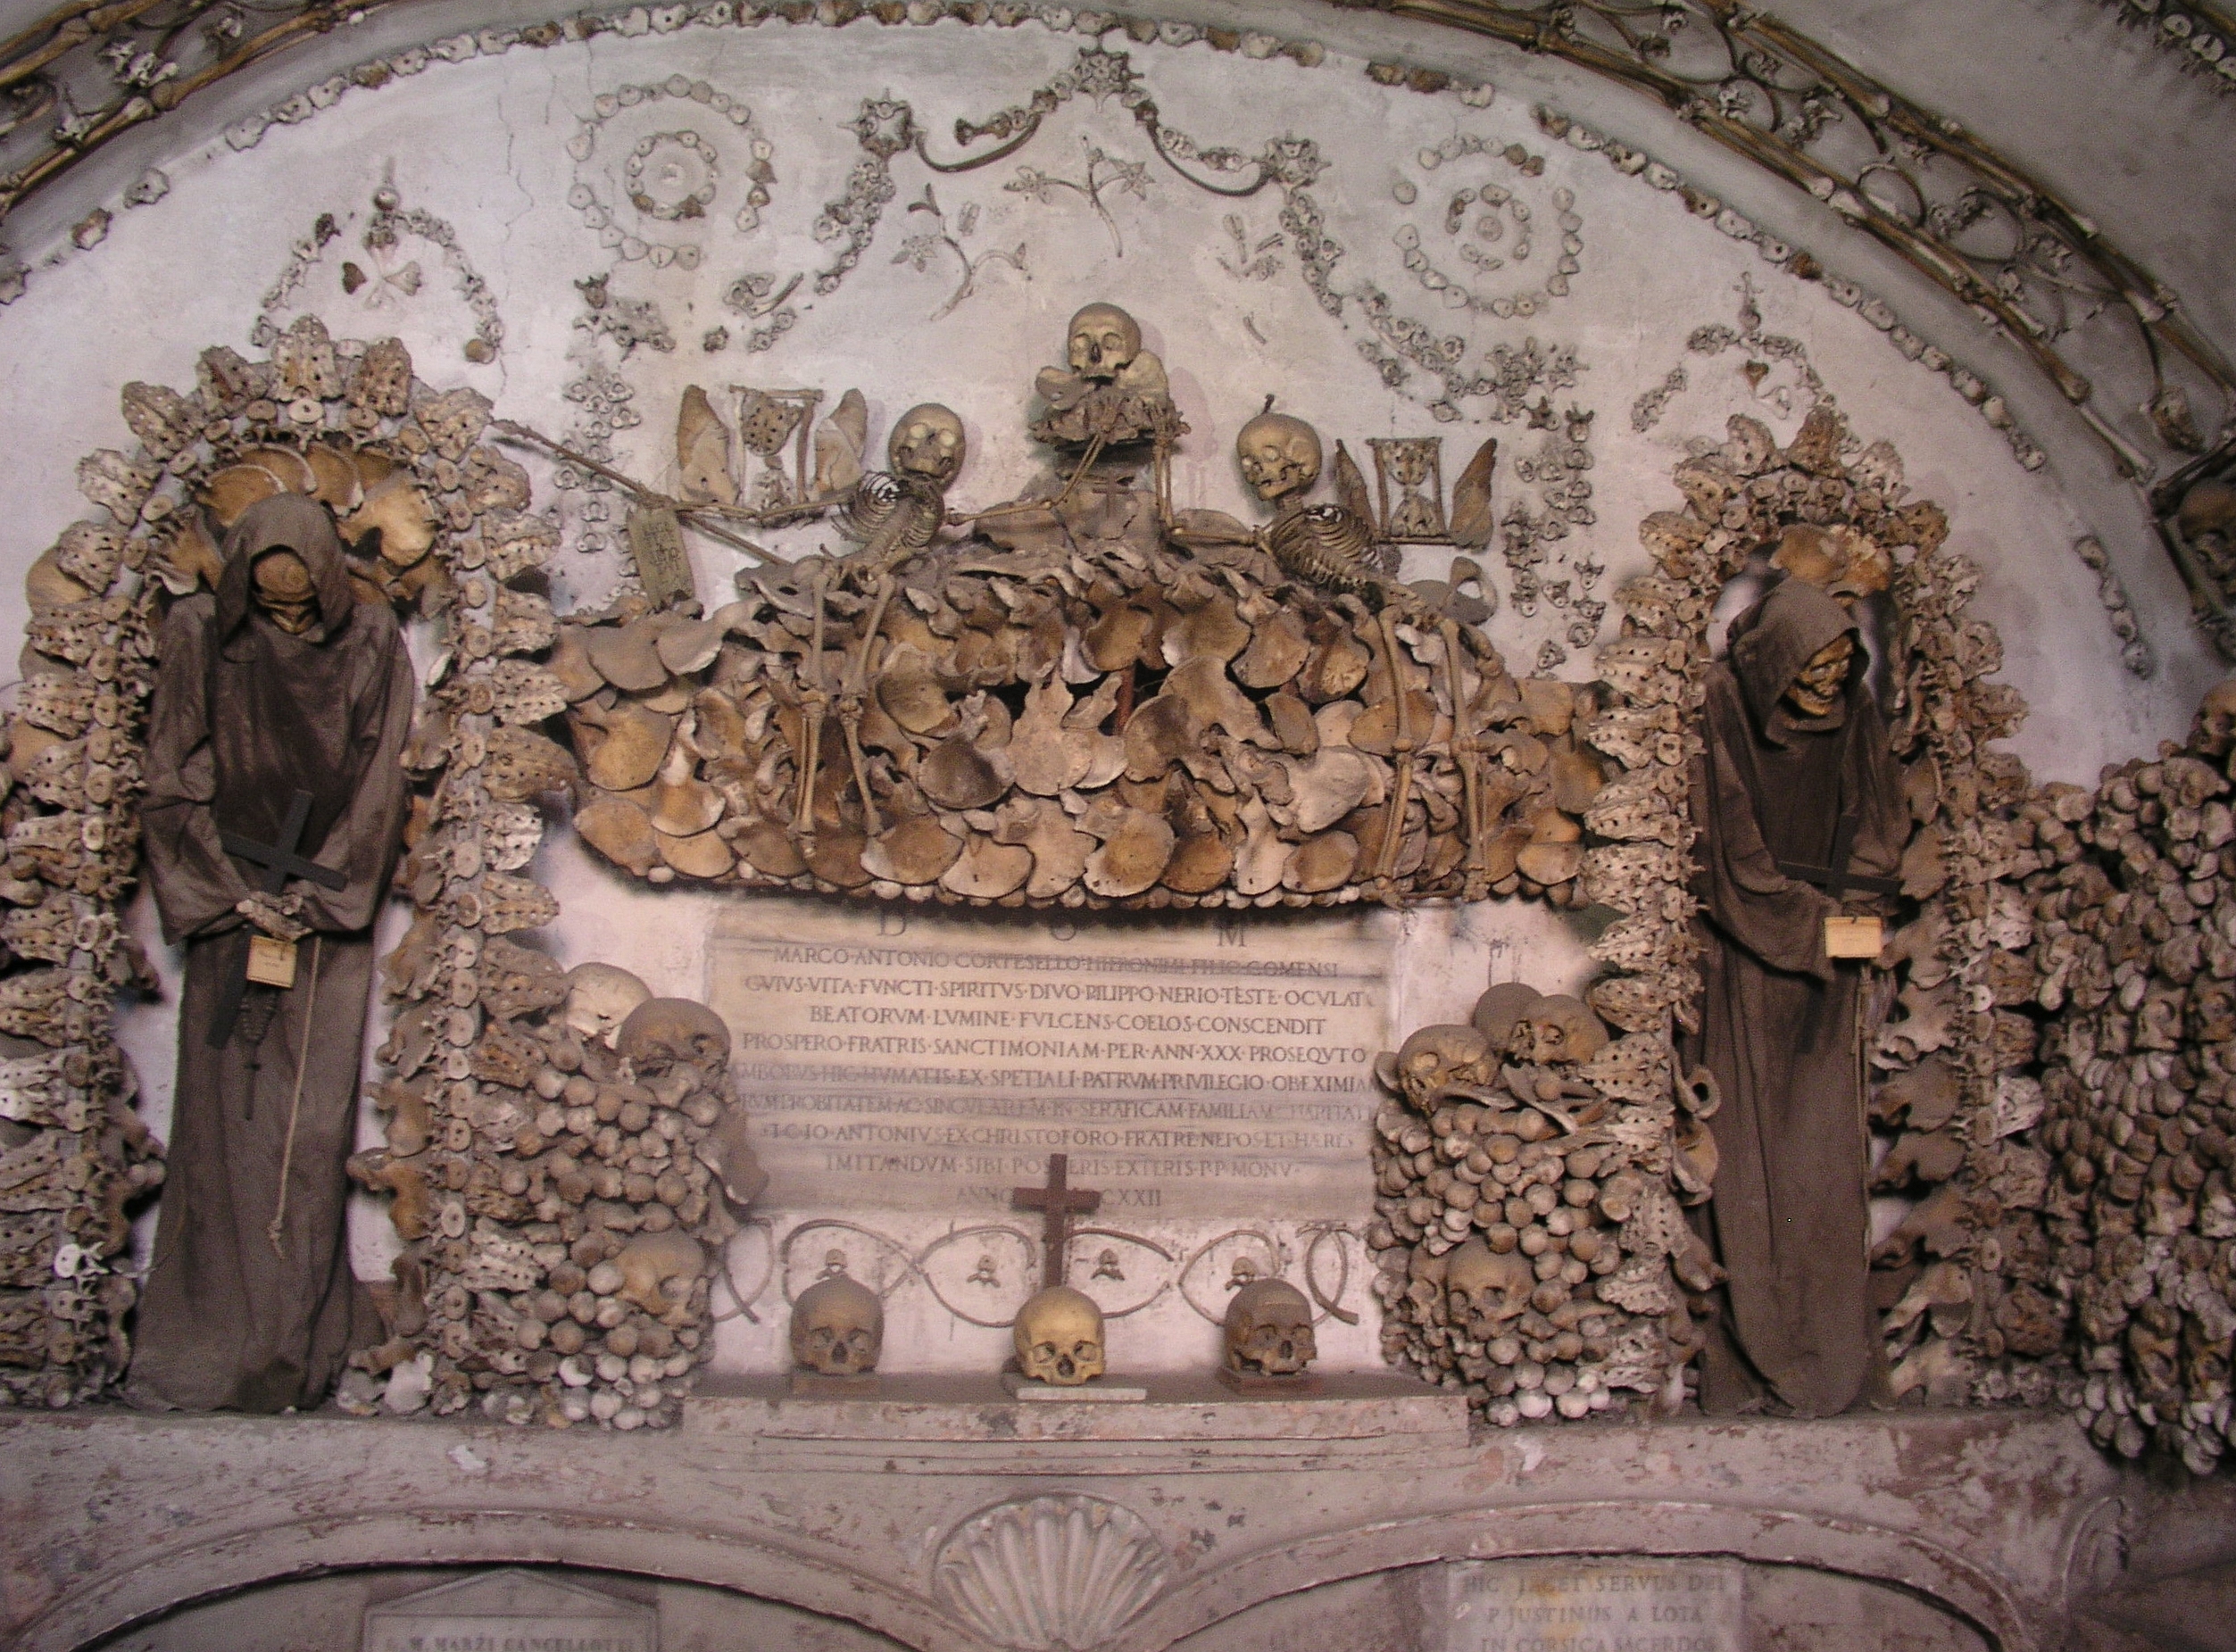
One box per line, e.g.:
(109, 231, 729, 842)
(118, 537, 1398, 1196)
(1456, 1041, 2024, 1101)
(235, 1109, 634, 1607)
(1824, 916, 1883, 959)
(246, 934, 299, 988)
(625, 502, 695, 609)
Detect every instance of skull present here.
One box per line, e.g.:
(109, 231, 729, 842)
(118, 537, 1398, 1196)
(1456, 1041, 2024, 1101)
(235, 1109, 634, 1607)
(1065, 303, 1142, 382)
(1013, 1284, 1105, 1385)
(2193, 678, 2236, 759)
(252, 549, 319, 635)
(1236, 411, 1323, 504)
(1389, 1023, 1490, 1111)
(561, 963, 652, 1050)
(613, 1229, 704, 1319)
(1472, 982, 1543, 1058)
(1445, 1236, 1533, 1331)
(1223, 1278, 1317, 1377)
(617, 996, 732, 1082)
(790, 1274, 884, 1375)
(2179, 479, 2236, 584)
(1785, 631, 1858, 718)
(886, 403, 967, 486)
(1515, 995, 1608, 1067)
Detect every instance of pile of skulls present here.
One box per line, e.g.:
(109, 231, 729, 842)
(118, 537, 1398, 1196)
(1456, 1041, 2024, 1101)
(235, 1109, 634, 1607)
(1367, 982, 1719, 1425)
(558, 402, 1609, 912)
(2014, 683, 2236, 1472)
(351, 966, 761, 1427)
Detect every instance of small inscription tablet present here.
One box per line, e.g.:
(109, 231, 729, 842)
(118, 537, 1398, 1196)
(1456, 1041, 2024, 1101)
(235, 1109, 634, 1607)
(362, 1567, 656, 1652)
(1439, 1559, 1743, 1652)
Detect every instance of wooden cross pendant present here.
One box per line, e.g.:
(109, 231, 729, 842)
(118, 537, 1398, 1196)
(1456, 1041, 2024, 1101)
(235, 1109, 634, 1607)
(1012, 1152, 1102, 1293)
(1775, 809, 1899, 899)
(207, 788, 347, 1048)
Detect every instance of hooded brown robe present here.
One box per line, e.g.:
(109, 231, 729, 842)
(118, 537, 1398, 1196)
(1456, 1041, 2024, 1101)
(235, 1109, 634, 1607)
(1685, 578, 1906, 1417)
(129, 494, 413, 1412)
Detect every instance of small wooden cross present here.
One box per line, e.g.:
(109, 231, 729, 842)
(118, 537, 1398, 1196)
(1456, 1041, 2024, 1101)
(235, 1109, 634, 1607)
(1775, 809, 1899, 899)
(207, 788, 347, 1048)
(1012, 1152, 1101, 1293)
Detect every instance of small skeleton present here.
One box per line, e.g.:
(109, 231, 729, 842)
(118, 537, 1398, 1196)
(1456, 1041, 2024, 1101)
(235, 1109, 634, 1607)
(1239, 411, 1375, 594)
(835, 402, 967, 578)
(1235, 409, 1473, 888)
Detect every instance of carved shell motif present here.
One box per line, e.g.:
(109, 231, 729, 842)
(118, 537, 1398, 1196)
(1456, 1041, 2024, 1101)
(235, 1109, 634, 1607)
(932, 1495, 1171, 1651)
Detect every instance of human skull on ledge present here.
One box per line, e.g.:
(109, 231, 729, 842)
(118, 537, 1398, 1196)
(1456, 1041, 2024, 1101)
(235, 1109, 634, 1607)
(1013, 1284, 1106, 1385)
(790, 1274, 883, 1376)
(1223, 1278, 1317, 1378)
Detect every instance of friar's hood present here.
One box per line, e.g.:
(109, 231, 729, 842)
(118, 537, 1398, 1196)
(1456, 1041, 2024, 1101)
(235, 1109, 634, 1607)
(1726, 577, 1859, 736)
(213, 493, 357, 642)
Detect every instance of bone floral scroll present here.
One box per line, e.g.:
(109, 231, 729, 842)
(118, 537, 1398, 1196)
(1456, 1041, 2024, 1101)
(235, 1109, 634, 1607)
(561, 308, 1608, 911)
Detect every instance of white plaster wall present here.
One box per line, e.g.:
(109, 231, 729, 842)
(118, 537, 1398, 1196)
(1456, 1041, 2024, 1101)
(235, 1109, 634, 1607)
(0, 4, 2220, 1375)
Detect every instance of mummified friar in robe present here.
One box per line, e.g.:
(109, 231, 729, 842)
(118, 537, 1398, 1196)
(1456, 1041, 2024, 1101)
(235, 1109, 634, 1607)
(128, 494, 413, 1412)
(1686, 577, 1905, 1417)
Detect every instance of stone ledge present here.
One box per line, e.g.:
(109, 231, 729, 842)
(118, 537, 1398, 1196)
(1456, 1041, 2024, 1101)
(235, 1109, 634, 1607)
(688, 1370, 1468, 1471)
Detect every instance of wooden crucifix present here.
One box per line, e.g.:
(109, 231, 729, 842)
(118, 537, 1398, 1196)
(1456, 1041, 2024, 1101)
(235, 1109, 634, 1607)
(1777, 808, 1900, 960)
(1775, 809, 1900, 899)
(207, 788, 347, 1048)
(1012, 1152, 1101, 1292)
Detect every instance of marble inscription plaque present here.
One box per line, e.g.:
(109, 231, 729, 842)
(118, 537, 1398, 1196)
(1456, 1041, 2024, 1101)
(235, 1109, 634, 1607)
(707, 901, 1389, 1217)
(362, 1568, 656, 1652)
(1440, 1559, 1743, 1652)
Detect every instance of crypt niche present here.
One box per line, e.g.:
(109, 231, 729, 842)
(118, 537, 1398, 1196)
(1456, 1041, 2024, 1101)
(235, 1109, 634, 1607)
(0, 289, 2224, 1474)
(1367, 401, 2079, 1433)
(0, 317, 767, 1427)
